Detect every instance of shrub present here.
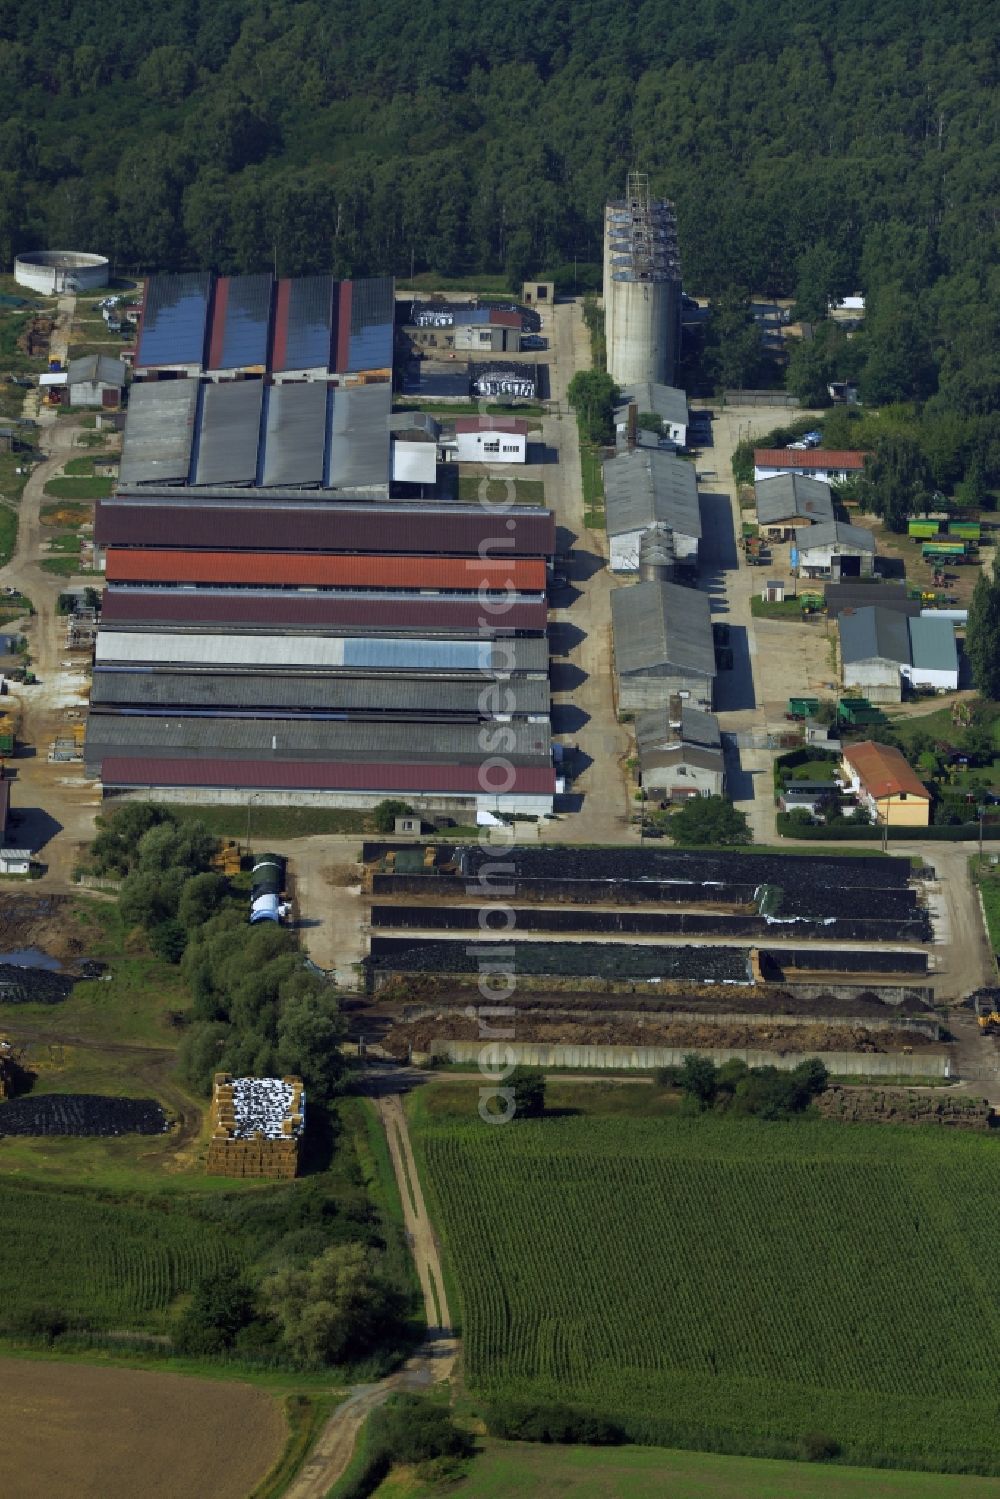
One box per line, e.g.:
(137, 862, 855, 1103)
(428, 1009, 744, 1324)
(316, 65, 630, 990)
(486, 1399, 624, 1445)
(373, 799, 414, 833)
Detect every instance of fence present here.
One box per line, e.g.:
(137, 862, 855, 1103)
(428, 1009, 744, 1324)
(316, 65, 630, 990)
(437, 1040, 951, 1079)
(721, 390, 800, 408)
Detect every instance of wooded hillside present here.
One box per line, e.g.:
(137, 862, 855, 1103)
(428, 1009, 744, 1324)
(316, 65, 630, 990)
(1, 1, 997, 428)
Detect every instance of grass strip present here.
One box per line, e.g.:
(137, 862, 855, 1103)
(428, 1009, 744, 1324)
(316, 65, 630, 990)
(250, 1394, 338, 1499)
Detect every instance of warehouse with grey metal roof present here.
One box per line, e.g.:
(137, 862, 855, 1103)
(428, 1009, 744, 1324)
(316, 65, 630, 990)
(90, 670, 550, 720)
(611, 580, 715, 714)
(85, 716, 552, 774)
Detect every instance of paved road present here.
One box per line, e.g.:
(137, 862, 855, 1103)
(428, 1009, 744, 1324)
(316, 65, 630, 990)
(542, 299, 632, 845)
(694, 399, 817, 845)
(1, 395, 102, 887)
(284, 1079, 456, 1499)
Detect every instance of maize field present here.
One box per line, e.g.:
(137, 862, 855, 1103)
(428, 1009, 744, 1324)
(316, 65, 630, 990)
(416, 1112, 1000, 1473)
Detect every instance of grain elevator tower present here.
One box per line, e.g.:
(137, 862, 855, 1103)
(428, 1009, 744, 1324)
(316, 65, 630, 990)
(603, 173, 681, 387)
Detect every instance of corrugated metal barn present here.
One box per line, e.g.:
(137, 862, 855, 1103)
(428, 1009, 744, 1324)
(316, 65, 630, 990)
(96, 498, 556, 557)
(93, 631, 549, 675)
(99, 588, 549, 636)
(103, 549, 547, 593)
(90, 669, 550, 719)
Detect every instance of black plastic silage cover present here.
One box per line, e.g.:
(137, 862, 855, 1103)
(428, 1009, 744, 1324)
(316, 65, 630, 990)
(454, 845, 912, 889)
(369, 905, 931, 944)
(366, 938, 752, 983)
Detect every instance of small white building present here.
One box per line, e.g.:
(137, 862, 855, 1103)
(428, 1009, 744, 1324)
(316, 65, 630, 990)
(797, 521, 876, 580)
(905, 616, 959, 692)
(453, 415, 528, 464)
(614, 383, 689, 447)
(637, 706, 724, 801)
(0, 849, 31, 876)
(754, 449, 867, 484)
(388, 412, 440, 486)
(67, 354, 127, 409)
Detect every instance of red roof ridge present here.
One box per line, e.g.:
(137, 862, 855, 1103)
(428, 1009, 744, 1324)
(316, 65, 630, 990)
(754, 449, 868, 469)
(842, 739, 929, 800)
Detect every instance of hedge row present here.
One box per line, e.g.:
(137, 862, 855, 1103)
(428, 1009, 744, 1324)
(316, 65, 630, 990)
(777, 815, 982, 842)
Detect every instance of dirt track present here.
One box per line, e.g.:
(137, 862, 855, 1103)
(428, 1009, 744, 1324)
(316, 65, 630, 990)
(0, 1357, 285, 1499)
(285, 1081, 456, 1499)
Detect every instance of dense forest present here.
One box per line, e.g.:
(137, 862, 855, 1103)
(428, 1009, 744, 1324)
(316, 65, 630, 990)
(0, 1, 998, 476)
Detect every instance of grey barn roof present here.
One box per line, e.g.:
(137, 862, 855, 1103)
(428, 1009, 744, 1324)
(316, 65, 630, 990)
(93, 630, 549, 675)
(908, 616, 958, 673)
(603, 449, 701, 540)
(825, 583, 918, 619)
(798, 521, 875, 554)
(611, 581, 716, 678)
(388, 411, 441, 441)
(615, 383, 688, 428)
(327, 384, 391, 489)
(85, 715, 552, 769)
(193, 380, 263, 485)
(755, 474, 834, 525)
(68, 354, 126, 386)
(635, 705, 721, 753)
(90, 670, 550, 718)
(119, 379, 390, 493)
(260, 381, 328, 486)
(838, 606, 910, 666)
(119, 380, 198, 486)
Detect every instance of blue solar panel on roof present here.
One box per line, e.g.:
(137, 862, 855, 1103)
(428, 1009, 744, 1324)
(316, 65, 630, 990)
(220, 274, 273, 369)
(137, 273, 211, 368)
(341, 638, 493, 671)
(347, 276, 394, 372)
(283, 276, 334, 370)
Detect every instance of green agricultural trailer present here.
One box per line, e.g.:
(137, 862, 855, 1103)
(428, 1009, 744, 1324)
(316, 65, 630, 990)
(948, 521, 981, 541)
(787, 696, 820, 720)
(908, 519, 941, 540)
(837, 697, 885, 726)
(922, 541, 967, 561)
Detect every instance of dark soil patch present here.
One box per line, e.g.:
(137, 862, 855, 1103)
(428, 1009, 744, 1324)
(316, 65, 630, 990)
(0, 1093, 168, 1136)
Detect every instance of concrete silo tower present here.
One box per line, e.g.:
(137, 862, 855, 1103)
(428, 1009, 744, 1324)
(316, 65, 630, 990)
(603, 173, 682, 388)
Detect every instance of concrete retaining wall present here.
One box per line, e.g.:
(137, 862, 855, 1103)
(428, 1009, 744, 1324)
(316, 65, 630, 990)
(436, 1039, 952, 1078)
(779, 981, 935, 1007)
(410, 1005, 941, 1039)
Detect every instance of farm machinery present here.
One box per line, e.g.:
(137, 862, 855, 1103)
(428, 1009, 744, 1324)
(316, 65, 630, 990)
(971, 991, 1000, 1035)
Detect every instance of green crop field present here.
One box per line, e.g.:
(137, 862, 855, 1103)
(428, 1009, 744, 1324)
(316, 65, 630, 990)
(375, 1440, 1000, 1499)
(0, 1181, 242, 1332)
(413, 1107, 1000, 1475)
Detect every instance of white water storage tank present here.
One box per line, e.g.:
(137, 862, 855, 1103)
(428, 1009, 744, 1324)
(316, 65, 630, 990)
(603, 175, 681, 389)
(14, 251, 109, 295)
